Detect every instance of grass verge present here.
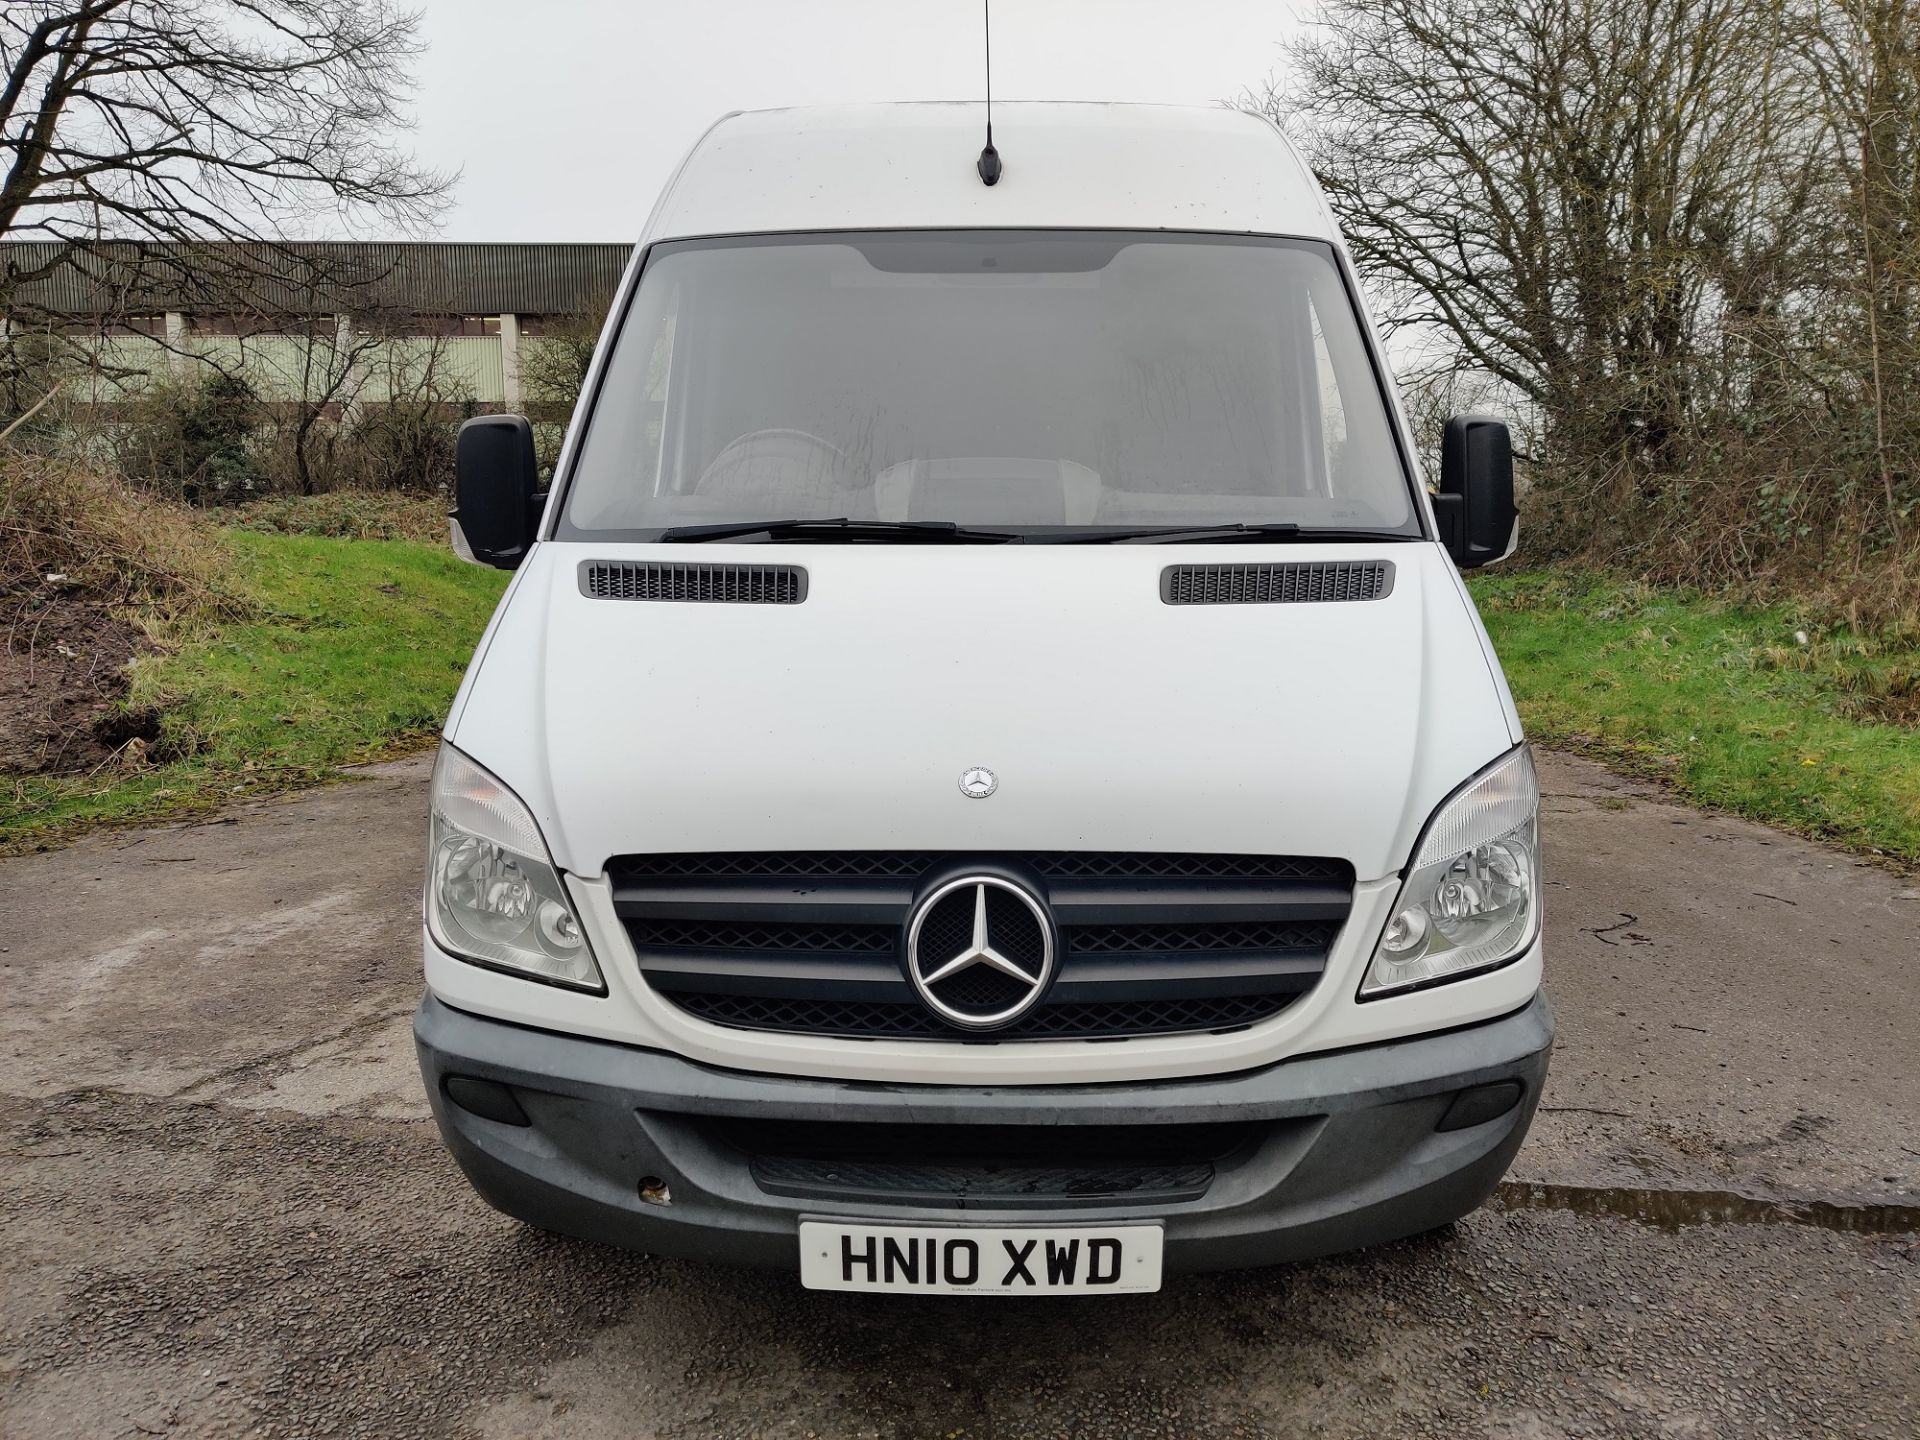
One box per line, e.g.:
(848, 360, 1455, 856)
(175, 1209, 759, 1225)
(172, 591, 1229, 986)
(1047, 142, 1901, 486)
(1473, 570, 1920, 866)
(2, 529, 506, 852)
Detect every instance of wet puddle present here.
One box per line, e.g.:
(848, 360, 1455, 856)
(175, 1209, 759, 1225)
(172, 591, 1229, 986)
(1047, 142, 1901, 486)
(1494, 1181, 1920, 1235)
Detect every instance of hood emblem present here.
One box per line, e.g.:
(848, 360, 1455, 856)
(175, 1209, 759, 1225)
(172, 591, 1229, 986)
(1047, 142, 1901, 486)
(958, 766, 997, 799)
(905, 875, 1055, 1030)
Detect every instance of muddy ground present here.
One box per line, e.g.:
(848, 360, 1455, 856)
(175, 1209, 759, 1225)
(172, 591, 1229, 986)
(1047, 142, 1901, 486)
(0, 754, 1915, 1438)
(0, 592, 153, 776)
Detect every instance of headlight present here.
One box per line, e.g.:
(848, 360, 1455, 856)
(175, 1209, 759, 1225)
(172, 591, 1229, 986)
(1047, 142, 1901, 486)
(1362, 746, 1540, 998)
(425, 744, 604, 993)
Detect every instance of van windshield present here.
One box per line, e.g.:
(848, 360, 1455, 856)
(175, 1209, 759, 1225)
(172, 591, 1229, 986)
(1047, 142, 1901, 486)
(556, 231, 1418, 541)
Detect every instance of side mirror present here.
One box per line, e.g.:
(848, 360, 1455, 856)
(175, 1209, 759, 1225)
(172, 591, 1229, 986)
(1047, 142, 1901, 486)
(1433, 414, 1517, 569)
(454, 415, 541, 569)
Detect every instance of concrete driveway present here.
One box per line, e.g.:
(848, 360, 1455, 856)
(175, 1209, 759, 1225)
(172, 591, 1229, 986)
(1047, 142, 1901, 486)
(2, 754, 1915, 1438)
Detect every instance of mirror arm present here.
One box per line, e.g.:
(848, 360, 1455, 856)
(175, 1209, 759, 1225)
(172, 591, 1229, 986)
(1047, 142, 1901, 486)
(1430, 491, 1464, 557)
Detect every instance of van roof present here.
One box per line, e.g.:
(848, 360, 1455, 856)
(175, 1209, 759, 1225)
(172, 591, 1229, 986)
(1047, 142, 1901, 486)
(643, 102, 1337, 244)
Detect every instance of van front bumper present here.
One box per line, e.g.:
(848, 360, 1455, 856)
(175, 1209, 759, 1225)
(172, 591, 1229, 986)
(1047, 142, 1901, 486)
(413, 991, 1552, 1273)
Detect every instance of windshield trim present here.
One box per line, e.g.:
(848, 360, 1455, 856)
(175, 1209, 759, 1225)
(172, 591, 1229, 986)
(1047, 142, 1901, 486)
(647, 520, 1424, 545)
(544, 228, 1431, 546)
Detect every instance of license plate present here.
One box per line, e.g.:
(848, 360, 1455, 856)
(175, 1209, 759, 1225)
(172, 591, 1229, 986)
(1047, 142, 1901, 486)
(798, 1221, 1163, 1295)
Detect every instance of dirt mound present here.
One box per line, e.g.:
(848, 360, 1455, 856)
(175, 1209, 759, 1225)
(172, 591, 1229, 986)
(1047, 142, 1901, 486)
(0, 454, 222, 606)
(0, 454, 226, 776)
(0, 595, 154, 774)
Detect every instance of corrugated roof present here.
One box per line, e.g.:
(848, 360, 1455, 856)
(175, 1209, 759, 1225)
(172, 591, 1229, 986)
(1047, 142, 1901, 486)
(0, 241, 632, 318)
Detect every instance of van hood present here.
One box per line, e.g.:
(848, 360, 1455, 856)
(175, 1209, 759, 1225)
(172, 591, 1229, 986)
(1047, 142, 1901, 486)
(448, 543, 1518, 882)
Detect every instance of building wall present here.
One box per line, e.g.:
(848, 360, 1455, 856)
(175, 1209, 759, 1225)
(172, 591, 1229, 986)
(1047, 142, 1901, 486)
(4, 241, 628, 414)
(52, 321, 568, 408)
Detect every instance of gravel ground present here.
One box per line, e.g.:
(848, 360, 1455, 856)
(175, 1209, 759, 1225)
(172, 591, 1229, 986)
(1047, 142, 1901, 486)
(1, 753, 1916, 1438)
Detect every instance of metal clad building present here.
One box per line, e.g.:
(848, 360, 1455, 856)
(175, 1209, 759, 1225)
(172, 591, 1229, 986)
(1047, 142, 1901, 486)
(0, 241, 632, 408)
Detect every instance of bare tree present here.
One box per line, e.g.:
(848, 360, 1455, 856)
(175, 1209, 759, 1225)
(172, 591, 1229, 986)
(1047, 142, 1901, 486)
(248, 305, 471, 497)
(278, 309, 385, 497)
(342, 326, 471, 491)
(516, 293, 613, 474)
(1254, 0, 1820, 488)
(1247, 0, 1920, 590)
(0, 1, 450, 323)
(1802, 0, 1920, 539)
(518, 302, 611, 420)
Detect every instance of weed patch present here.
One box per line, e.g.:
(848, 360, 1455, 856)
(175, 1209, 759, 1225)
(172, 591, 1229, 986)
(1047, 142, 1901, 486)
(230, 490, 450, 544)
(3, 528, 505, 851)
(1473, 571, 1920, 865)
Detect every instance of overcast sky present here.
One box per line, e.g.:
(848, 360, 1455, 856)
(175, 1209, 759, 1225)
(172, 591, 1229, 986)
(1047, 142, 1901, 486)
(409, 1, 1305, 241)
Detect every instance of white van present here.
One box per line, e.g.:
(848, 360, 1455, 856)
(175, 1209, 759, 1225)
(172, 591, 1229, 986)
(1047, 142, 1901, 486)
(416, 102, 1548, 1295)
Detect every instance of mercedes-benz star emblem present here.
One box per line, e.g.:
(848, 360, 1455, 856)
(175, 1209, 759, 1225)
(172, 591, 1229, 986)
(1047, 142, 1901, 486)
(905, 875, 1055, 1030)
(958, 766, 997, 799)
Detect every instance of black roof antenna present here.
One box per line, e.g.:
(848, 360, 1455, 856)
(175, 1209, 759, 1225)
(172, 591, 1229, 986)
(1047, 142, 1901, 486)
(976, 0, 1002, 185)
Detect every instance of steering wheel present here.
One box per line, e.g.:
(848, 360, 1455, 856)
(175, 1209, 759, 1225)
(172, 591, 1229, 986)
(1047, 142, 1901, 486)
(695, 428, 854, 493)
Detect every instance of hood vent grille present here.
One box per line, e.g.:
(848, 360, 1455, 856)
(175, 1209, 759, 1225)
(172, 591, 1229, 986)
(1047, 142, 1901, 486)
(1161, 560, 1395, 606)
(581, 560, 807, 604)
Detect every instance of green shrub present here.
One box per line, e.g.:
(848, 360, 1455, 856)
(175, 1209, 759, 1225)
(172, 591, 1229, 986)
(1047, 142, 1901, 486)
(119, 370, 266, 502)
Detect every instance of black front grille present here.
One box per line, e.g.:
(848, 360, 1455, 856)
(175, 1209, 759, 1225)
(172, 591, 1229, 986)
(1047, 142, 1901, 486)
(722, 1118, 1258, 1209)
(580, 560, 806, 603)
(1161, 560, 1395, 605)
(1066, 920, 1335, 954)
(751, 1154, 1216, 1206)
(612, 850, 1349, 884)
(614, 849, 1352, 1042)
(629, 919, 895, 954)
(670, 990, 1303, 1039)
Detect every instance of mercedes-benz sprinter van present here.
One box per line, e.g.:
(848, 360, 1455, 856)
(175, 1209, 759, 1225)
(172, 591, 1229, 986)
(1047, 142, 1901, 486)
(416, 102, 1549, 1295)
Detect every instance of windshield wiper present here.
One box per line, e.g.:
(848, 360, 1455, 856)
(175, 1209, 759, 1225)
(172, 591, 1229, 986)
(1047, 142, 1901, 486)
(1046, 523, 1415, 545)
(657, 517, 1024, 544)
